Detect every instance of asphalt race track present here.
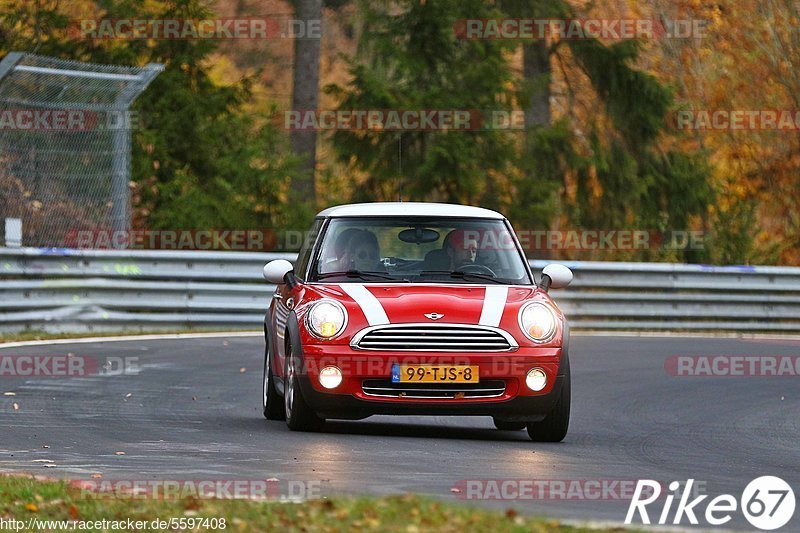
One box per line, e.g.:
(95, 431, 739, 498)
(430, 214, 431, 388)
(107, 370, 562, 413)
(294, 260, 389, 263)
(2, 334, 798, 530)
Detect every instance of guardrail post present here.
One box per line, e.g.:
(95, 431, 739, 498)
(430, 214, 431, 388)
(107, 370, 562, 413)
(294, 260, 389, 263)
(3, 218, 22, 247)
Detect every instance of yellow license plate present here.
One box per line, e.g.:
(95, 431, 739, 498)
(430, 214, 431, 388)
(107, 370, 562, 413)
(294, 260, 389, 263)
(392, 364, 479, 383)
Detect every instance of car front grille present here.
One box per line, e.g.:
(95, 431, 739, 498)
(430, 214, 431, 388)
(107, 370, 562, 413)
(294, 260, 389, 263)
(361, 379, 506, 399)
(350, 324, 517, 352)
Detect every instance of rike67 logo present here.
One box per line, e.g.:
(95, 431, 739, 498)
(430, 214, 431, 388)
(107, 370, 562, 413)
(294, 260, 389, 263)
(625, 476, 796, 530)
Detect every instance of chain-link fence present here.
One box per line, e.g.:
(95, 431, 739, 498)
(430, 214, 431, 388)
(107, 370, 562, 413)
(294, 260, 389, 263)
(0, 52, 162, 248)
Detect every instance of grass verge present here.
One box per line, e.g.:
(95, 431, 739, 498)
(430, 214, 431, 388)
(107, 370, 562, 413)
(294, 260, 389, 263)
(0, 475, 632, 532)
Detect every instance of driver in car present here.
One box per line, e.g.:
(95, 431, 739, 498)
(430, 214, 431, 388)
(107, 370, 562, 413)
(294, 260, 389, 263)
(444, 229, 478, 270)
(341, 229, 384, 271)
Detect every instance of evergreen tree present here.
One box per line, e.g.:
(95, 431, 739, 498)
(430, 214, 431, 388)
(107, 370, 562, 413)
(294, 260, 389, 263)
(325, 0, 517, 207)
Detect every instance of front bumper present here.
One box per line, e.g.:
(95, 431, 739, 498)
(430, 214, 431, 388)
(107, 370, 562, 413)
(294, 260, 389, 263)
(296, 345, 565, 421)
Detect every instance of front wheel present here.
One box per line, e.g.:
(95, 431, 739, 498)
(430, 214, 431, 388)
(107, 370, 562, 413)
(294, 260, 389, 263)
(527, 358, 570, 442)
(262, 341, 284, 420)
(284, 341, 324, 432)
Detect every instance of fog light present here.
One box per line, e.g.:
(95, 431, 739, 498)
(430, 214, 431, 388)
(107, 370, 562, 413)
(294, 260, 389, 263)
(319, 366, 343, 389)
(526, 368, 547, 392)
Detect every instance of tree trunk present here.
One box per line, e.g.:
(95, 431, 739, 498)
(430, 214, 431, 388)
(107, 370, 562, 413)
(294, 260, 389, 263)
(290, 0, 322, 204)
(522, 40, 551, 128)
(522, 39, 553, 258)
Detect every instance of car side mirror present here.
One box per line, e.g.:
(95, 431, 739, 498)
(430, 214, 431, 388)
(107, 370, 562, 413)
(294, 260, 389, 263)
(540, 264, 573, 292)
(263, 259, 296, 288)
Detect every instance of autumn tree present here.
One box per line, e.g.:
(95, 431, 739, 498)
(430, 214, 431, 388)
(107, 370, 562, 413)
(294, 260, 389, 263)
(497, 0, 713, 262)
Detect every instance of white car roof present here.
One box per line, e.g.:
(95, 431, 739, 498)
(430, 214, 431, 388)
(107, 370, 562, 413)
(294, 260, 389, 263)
(316, 202, 505, 219)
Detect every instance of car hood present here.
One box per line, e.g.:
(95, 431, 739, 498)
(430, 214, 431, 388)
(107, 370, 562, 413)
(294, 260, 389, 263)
(309, 283, 543, 326)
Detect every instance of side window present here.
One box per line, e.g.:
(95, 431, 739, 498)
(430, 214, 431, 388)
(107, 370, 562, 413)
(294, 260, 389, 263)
(293, 219, 323, 281)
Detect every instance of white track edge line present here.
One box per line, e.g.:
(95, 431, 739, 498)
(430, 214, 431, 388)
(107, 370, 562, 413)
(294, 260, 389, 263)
(2, 329, 800, 350)
(0, 331, 262, 349)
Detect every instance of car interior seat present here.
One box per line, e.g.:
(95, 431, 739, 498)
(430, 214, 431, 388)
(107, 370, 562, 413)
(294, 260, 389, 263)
(423, 249, 450, 271)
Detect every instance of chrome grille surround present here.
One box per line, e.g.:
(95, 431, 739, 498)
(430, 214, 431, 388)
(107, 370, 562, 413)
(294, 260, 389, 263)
(350, 323, 518, 352)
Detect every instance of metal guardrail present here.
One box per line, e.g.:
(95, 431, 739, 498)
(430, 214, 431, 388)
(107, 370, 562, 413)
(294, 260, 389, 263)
(1, 247, 799, 334)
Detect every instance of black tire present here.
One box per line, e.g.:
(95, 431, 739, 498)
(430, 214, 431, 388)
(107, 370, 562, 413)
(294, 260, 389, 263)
(262, 337, 284, 420)
(493, 418, 526, 431)
(284, 340, 325, 432)
(527, 357, 570, 442)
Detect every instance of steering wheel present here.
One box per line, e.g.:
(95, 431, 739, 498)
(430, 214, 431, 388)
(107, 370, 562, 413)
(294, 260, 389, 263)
(456, 263, 497, 277)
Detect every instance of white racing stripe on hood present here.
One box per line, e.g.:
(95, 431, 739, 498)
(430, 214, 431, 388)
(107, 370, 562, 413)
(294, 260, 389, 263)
(339, 284, 390, 326)
(478, 286, 509, 327)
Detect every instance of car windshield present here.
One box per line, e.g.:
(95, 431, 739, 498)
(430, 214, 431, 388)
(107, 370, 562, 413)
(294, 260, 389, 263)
(311, 217, 532, 284)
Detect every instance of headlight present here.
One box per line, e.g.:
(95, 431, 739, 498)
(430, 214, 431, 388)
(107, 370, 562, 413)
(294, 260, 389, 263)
(306, 300, 347, 339)
(518, 302, 558, 343)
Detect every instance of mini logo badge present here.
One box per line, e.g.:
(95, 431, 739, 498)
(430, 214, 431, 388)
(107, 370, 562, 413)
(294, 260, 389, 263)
(424, 312, 445, 320)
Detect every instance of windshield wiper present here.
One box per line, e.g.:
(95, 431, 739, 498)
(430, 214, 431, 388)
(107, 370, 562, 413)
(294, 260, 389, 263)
(317, 270, 409, 282)
(417, 270, 506, 284)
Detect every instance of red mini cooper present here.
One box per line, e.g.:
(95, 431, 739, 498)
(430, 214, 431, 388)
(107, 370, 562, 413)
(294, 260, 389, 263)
(261, 203, 573, 441)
